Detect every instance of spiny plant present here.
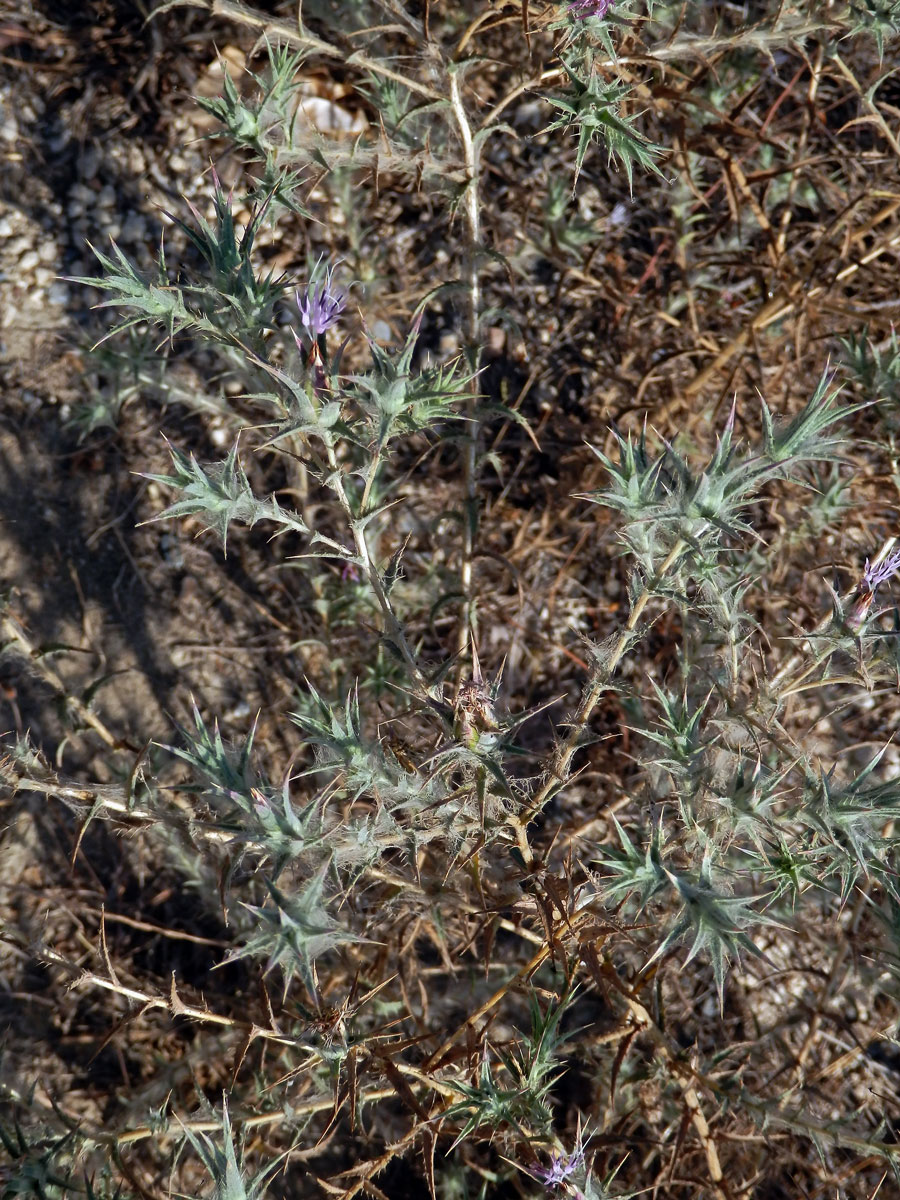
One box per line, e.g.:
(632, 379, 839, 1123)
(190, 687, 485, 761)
(8, 2, 900, 1199)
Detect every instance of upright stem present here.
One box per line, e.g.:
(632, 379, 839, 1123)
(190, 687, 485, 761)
(322, 438, 442, 718)
(449, 66, 482, 671)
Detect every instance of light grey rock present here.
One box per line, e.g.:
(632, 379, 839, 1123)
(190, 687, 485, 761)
(48, 281, 70, 305)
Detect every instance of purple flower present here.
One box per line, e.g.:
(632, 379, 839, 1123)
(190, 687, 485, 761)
(847, 546, 900, 631)
(568, 0, 613, 19)
(296, 265, 346, 339)
(531, 1145, 585, 1190)
(861, 547, 900, 593)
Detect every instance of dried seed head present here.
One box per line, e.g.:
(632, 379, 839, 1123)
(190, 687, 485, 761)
(455, 679, 499, 748)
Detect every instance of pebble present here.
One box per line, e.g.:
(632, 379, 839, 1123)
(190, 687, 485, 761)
(79, 146, 100, 181)
(34, 268, 54, 287)
(18, 249, 39, 273)
(121, 212, 148, 242)
(70, 182, 94, 206)
(126, 146, 146, 174)
(98, 184, 117, 209)
(48, 281, 69, 305)
(0, 216, 13, 238)
(38, 242, 57, 263)
(46, 129, 69, 154)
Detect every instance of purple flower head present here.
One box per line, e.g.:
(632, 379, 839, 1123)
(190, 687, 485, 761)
(296, 263, 346, 340)
(846, 546, 900, 631)
(568, 0, 613, 19)
(861, 547, 900, 594)
(531, 1145, 586, 1190)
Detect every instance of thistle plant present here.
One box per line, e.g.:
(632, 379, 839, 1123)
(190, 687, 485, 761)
(543, 70, 663, 191)
(10, 3, 900, 1200)
(178, 1102, 288, 1200)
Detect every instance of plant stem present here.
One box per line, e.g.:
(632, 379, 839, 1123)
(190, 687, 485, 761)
(448, 64, 482, 673)
(322, 439, 443, 718)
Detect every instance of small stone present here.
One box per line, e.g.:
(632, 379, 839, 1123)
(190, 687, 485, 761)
(79, 146, 100, 181)
(210, 426, 228, 447)
(48, 281, 69, 305)
(70, 182, 94, 205)
(7, 236, 30, 258)
(46, 129, 69, 154)
(120, 212, 147, 242)
(18, 250, 39, 273)
(34, 267, 55, 286)
(486, 326, 506, 355)
(98, 184, 117, 209)
(127, 146, 146, 174)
